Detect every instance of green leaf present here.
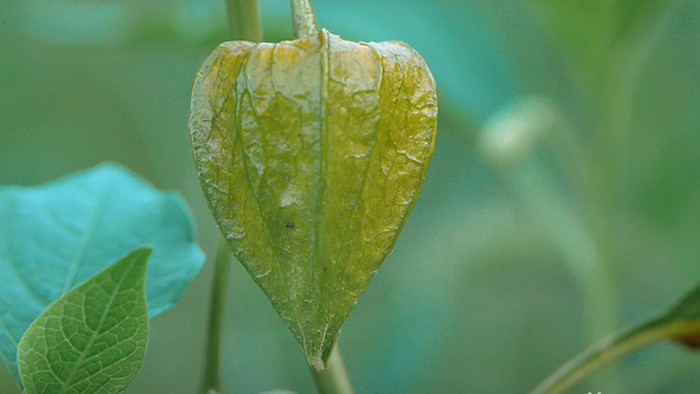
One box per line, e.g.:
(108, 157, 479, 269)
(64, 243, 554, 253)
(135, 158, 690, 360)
(0, 163, 205, 380)
(18, 247, 151, 394)
(189, 30, 437, 370)
(532, 282, 700, 394)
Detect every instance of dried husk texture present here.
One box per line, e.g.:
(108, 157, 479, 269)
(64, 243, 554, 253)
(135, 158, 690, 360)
(189, 29, 437, 370)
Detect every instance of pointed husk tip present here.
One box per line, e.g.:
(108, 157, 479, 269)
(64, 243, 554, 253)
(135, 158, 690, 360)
(306, 341, 336, 371)
(309, 356, 327, 372)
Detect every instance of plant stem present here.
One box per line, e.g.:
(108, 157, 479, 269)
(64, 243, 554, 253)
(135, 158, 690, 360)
(200, 1, 262, 391)
(310, 345, 355, 394)
(578, 5, 681, 391)
(531, 318, 700, 394)
(593, 0, 682, 197)
(225, 0, 263, 42)
(201, 240, 233, 394)
(506, 159, 619, 389)
(290, 0, 319, 38)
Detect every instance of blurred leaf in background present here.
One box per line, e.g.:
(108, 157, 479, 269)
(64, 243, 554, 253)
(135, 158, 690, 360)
(1, 0, 699, 393)
(0, 164, 204, 382)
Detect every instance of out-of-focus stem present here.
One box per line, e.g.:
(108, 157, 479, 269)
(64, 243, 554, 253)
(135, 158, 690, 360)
(200, 240, 233, 394)
(310, 345, 355, 394)
(507, 159, 619, 391)
(199, 1, 262, 389)
(531, 317, 700, 394)
(225, 0, 263, 42)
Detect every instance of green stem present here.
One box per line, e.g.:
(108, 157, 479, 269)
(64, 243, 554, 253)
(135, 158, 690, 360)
(310, 345, 355, 394)
(531, 318, 700, 394)
(225, 0, 263, 42)
(593, 0, 681, 196)
(507, 159, 619, 389)
(290, 0, 319, 38)
(200, 1, 263, 391)
(200, 240, 233, 394)
(577, 5, 682, 391)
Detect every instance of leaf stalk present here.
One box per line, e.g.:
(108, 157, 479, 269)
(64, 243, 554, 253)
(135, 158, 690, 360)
(310, 345, 355, 394)
(531, 317, 700, 394)
(291, 0, 319, 38)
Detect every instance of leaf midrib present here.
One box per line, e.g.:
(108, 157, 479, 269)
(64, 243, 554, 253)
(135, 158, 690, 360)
(61, 191, 108, 295)
(59, 257, 138, 393)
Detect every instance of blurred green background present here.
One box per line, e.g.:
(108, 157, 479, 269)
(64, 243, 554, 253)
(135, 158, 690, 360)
(1, 0, 699, 392)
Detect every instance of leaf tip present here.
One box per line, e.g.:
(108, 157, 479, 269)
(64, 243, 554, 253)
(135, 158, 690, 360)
(131, 245, 155, 259)
(122, 246, 154, 274)
(673, 332, 700, 350)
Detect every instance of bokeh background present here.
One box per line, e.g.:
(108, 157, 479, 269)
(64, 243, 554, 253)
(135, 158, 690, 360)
(1, 0, 700, 392)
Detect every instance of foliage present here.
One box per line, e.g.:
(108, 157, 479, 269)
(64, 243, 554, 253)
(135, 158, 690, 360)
(533, 281, 700, 393)
(18, 248, 151, 394)
(0, 164, 205, 388)
(0, 0, 699, 392)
